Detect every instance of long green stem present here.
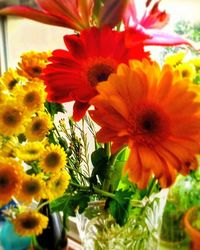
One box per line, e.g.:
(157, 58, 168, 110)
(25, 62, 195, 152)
(146, 177, 158, 197)
(102, 147, 126, 192)
(36, 200, 50, 211)
(70, 182, 115, 199)
(93, 186, 115, 199)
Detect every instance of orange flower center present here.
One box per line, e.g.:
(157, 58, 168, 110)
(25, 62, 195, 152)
(85, 57, 117, 86)
(129, 102, 170, 146)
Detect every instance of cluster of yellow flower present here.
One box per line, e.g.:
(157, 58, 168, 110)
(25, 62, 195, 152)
(0, 51, 70, 236)
(164, 50, 200, 83)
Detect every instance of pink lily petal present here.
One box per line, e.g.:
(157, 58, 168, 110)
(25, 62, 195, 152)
(143, 30, 192, 46)
(123, 0, 139, 27)
(140, 0, 169, 29)
(125, 26, 192, 47)
(123, 0, 169, 30)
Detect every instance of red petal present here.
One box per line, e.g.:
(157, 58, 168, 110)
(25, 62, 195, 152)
(64, 34, 86, 59)
(73, 101, 90, 121)
(0, 6, 68, 27)
(0, 5, 82, 30)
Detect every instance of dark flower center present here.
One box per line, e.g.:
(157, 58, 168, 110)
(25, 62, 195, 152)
(24, 92, 37, 104)
(24, 181, 40, 194)
(8, 79, 18, 90)
(0, 176, 9, 188)
(45, 152, 60, 167)
(21, 217, 39, 229)
(32, 121, 43, 132)
(32, 67, 42, 75)
(3, 109, 21, 126)
(139, 111, 161, 134)
(85, 58, 117, 87)
(129, 103, 170, 146)
(182, 70, 189, 77)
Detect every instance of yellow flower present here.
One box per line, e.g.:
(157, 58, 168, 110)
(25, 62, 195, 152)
(39, 144, 67, 173)
(25, 112, 53, 141)
(0, 137, 18, 158)
(0, 82, 9, 104)
(17, 51, 51, 79)
(164, 51, 186, 66)
(0, 102, 28, 136)
(16, 174, 45, 203)
(188, 57, 200, 69)
(0, 158, 23, 206)
(12, 210, 48, 236)
(14, 80, 46, 114)
(46, 170, 70, 200)
(0, 68, 25, 91)
(175, 63, 196, 80)
(16, 141, 44, 161)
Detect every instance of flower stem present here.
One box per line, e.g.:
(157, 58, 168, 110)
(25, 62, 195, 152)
(36, 200, 50, 212)
(93, 186, 115, 199)
(70, 182, 115, 199)
(146, 177, 158, 197)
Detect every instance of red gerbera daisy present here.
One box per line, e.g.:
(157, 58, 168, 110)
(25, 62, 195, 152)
(42, 27, 150, 121)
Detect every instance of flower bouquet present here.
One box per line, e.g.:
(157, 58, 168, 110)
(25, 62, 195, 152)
(0, 1, 200, 249)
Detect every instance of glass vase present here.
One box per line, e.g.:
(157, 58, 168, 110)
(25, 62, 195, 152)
(76, 189, 168, 250)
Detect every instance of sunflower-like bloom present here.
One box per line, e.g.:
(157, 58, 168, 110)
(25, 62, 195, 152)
(16, 174, 45, 203)
(16, 141, 44, 161)
(12, 210, 48, 236)
(13, 80, 46, 114)
(39, 144, 67, 173)
(25, 112, 53, 141)
(0, 137, 18, 158)
(43, 27, 150, 121)
(176, 63, 196, 80)
(164, 51, 186, 66)
(0, 158, 23, 206)
(0, 101, 28, 136)
(0, 82, 9, 104)
(46, 170, 70, 200)
(0, 68, 25, 91)
(90, 60, 200, 188)
(17, 51, 51, 79)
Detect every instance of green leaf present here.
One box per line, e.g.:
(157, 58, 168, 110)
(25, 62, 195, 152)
(110, 148, 129, 191)
(45, 101, 65, 117)
(90, 148, 109, 185)
(108, 189, 132, 226)
(50, 191, 90, 218)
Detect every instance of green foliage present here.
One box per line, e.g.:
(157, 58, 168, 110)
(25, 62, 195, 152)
(161, 173, 200, 242)
(191, 207, 200, 231)
(44, 101, 65, 117)
(108, 189, 133, 226)
(90, 148, 109, 185)
(50, 191, 90, 227)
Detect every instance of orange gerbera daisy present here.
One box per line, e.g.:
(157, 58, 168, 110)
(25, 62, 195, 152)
(43, 27, 150, 121)
(90, 60, 200, 189)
